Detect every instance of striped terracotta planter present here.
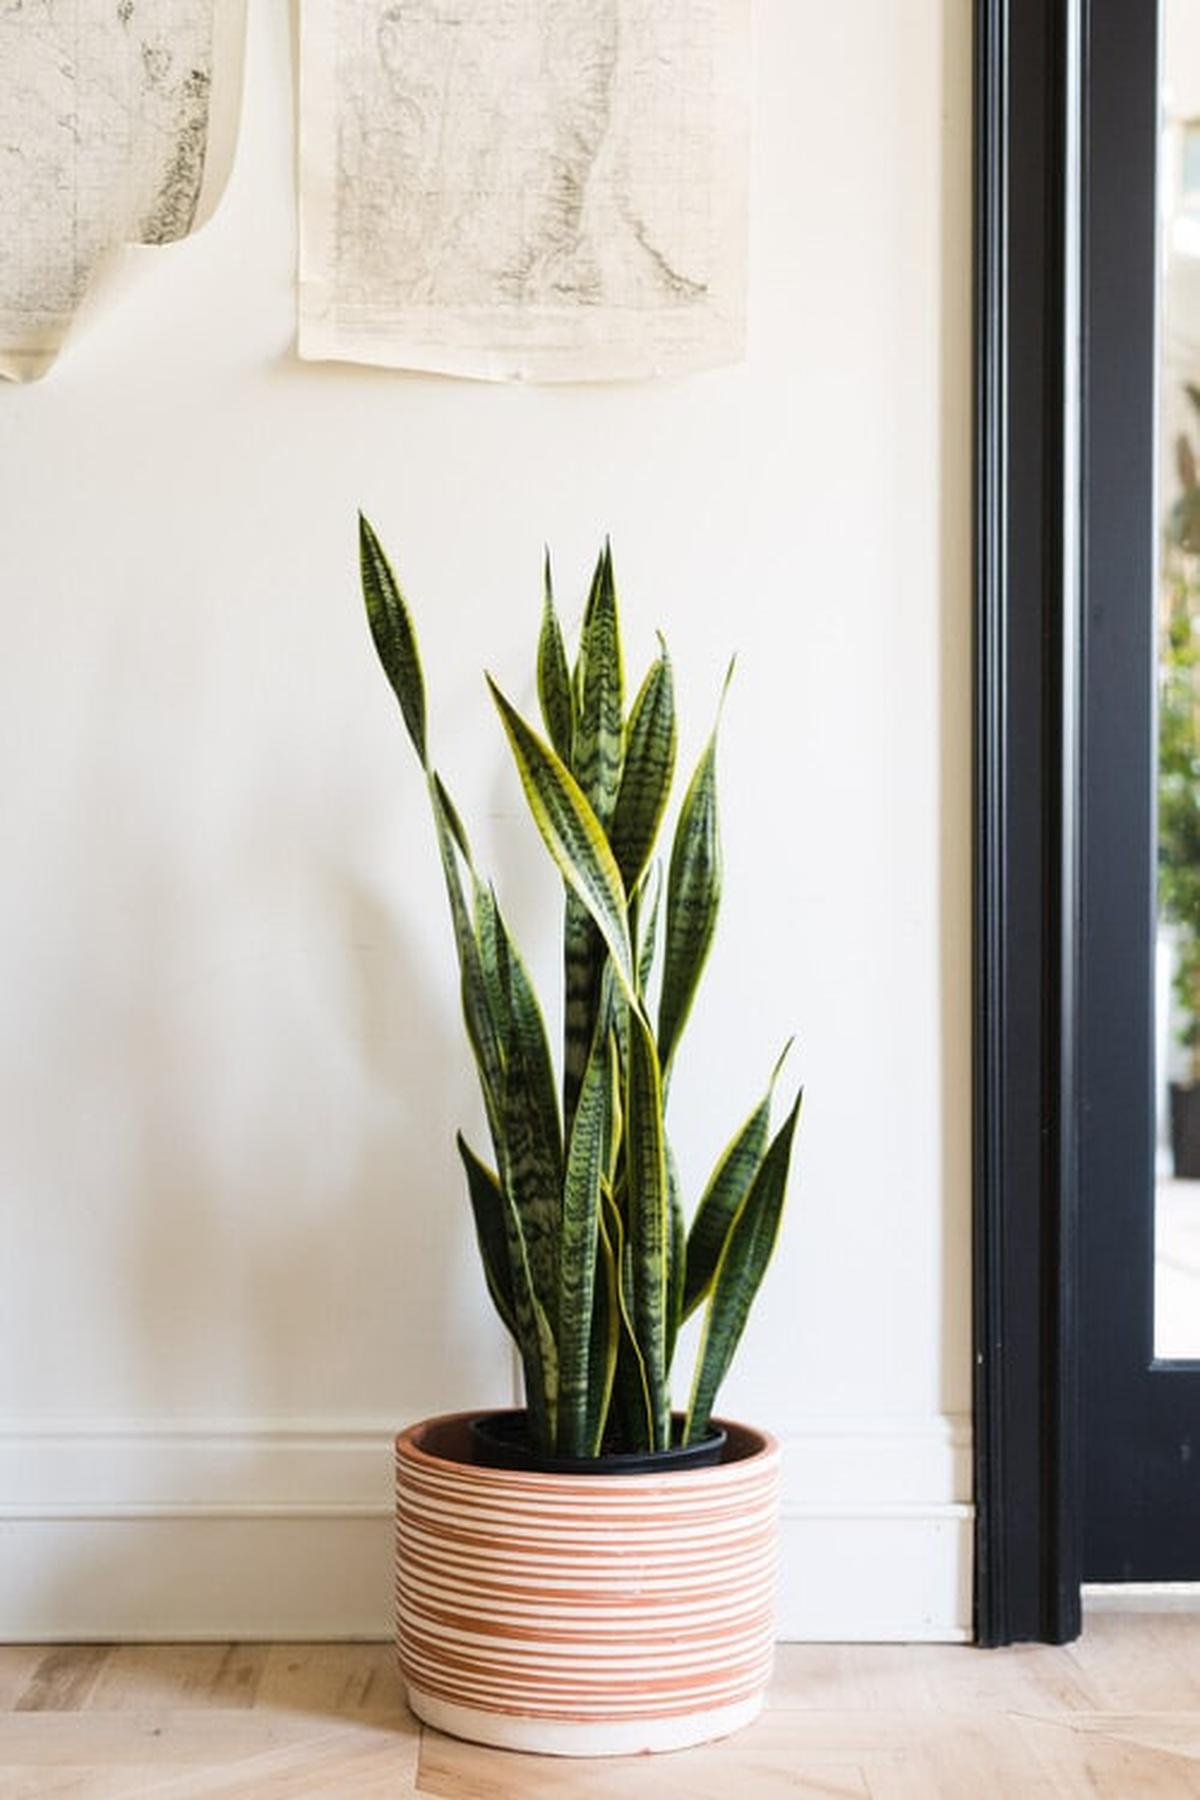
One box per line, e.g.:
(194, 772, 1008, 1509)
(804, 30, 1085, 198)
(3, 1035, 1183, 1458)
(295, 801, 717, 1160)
(394, 1410, 780, 1756)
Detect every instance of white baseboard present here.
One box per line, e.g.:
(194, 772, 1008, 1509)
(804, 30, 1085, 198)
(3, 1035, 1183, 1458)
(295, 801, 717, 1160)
(0, 1413, 972, 1642)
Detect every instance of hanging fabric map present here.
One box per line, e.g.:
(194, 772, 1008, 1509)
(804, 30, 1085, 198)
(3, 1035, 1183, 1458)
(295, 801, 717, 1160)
(298, 0, 749, 382)
(0, 0, 245, 382)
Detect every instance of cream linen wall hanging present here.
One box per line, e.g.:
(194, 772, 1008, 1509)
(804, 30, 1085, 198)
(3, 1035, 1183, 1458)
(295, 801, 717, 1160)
(298, 0, 749, 381)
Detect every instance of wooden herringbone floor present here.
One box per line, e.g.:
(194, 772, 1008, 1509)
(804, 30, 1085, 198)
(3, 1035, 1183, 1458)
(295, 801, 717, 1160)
(1, 1606, 1198, 1796)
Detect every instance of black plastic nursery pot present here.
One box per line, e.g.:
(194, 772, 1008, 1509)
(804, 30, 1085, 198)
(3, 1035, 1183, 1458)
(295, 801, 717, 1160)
(466, 1407, 727, 1475)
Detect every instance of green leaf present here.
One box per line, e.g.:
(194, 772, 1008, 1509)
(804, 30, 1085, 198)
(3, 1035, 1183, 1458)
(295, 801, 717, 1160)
(573, 541, 624, 831)
(556, 1017, 610, 1456)
(684, 1089, 803, 1445)
(500, 1185, 558, 1455)
(665, 1136, 686, 1371)
(562, 894, 602, 1139)
(472, 879, 507, 1049)
(625, 1006, 670, 1449)
(586, 1203, 621, 1455)
(432, 771, 472, 864)
(359, 514, 427, 770)
(500, 1029, 561, 1340)
(428, 774, 504, 1147)
(636, 862, 663, 999)
(682, 1043, 792, 1320)
(488, 678, 634, 996)
(455, 1134, 518, 1341)
(537, 551, 575, 767)
(605, 1025, 624, 1186)
(573, 545, 608, 717)
(610, 642, 676, 893)
(492, 896, 562, 1192)
(601, 1179, 655, 1452)
(657, 665, 733, 1080)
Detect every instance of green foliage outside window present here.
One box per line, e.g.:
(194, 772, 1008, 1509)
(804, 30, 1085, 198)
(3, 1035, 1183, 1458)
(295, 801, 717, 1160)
(1158, 384, 1200, 1083)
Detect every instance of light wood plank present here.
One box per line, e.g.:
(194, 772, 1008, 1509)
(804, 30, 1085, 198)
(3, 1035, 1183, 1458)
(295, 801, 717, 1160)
(85, 1643, 267, 1712)
(768, 1644, 938, 1713)
(0, 1715, 419, 1800)
(1015, 1712, 1200, 1799)
(14, 1647, 110, 1713)
(1064, 1613, 1200, 1712)
(0, 1710, 314, 1766)
(255, 1643, 406, 1721)
(0, 1648, 47, 1712)
(147, 1726, 422, 1799)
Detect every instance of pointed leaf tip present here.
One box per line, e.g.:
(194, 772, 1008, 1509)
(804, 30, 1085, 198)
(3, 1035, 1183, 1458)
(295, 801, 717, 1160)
(358, 513, 429, 771)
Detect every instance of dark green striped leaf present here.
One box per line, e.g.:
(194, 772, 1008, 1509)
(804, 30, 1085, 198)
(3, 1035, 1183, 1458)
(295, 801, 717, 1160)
(492, 897, 562, 1191)
(683, 1042, 793, 1320)
(665, 1137, 686, 1371)
(586, 1203, 621, 1454)
(488, 678, 634, 996)
(605, 1025, 623, 1186)
(472, 879, 507, 1049)
(432, 771, 472, 864)
(684, 1089, 803, 1444)
(556, 1017, 610, 1456)
(601, 1179, 655, 1452)
(573, 541, 624, 832)
(537, 551, 575, 767)
(455, 1134, 517, 1342)
(562, 893, 601, 1139)
(625, 1006, 670, 1449)
(636, 862, 663, 999)
(573, 544, 608, 717)
(657, 666, 732, 1080)
(359, 514, 427, 770)
(428, 774, 504, 1148)
(500, 1027, 561, 1339)
(500, 1185, 558, 1455)
(610, 643, 676, 893)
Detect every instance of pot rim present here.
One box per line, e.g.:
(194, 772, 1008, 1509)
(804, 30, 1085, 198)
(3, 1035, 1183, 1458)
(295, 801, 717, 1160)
(395, 1409, 778, 1487)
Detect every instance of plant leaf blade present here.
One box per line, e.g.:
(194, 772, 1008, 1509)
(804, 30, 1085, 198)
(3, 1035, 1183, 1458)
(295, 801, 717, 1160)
(359, 514, 427, 770)
(625, 1005, 670, 1450)
(683, 1041, 795, 1321)
(557, 1017, 611, 1456)
(537, 552, 575, 766)
(684, 1089, 803, 1444)
(488, 678, 634, 996)
(611, 643, 676, 894)
(657, 671, 731, 1079)
(573, 541, 624, 831)
(456, 1134, 518, 1342)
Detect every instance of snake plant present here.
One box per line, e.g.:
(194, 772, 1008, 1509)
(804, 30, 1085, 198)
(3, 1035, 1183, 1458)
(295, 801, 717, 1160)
(359, 517, 801, 1458)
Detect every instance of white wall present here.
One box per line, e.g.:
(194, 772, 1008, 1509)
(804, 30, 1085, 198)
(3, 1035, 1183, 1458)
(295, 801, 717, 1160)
(0, 0, 974, 1641)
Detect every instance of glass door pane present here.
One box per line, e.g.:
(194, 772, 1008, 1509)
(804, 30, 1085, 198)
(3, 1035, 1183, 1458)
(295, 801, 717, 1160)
(1155, 0, 1200, 1359)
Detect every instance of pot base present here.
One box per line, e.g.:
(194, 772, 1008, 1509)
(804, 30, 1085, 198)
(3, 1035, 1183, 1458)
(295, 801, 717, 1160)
(405, 1685, 764, 1757)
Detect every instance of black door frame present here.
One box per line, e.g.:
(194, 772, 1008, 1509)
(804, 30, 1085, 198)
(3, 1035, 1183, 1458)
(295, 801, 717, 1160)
(975, 0, 1200, 1643)
(973, 0, 1081, 1647)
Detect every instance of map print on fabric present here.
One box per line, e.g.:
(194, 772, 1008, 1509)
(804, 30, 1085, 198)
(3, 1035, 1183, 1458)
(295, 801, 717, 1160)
(0, 0, 245, 382)
(299, 0, 749, 381)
